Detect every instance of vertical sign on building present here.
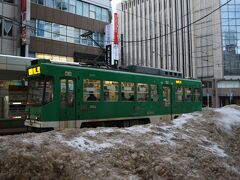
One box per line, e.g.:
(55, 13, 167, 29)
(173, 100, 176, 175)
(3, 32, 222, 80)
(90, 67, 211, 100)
(114, 13, 119, 45)
(21, 0, 27, 45)
(106, 45, 112, 66)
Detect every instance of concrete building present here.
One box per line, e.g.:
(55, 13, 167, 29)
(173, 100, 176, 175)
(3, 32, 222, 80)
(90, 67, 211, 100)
(0, 0, 21, 56)
(27, 0, 112, 62)
(117, 0, 240, 107)
(117, 0, 193, 78)
(192, 0, 240, 107)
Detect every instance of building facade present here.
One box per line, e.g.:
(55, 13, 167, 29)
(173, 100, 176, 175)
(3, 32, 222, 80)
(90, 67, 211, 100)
(27, 0, 112, 62)
(117, 0, 193, 78)
(0, 0, 21, 56)
(192, 0, 240, 107)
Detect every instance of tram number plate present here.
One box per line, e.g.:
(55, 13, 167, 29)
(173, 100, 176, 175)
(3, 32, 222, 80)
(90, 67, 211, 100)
(65, 71, 72, 77)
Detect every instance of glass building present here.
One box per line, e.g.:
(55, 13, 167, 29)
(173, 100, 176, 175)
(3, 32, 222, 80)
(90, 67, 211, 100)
(221, 0, 240, 76)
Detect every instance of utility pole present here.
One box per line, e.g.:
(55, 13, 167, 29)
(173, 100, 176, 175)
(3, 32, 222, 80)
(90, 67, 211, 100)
(121, 34, 124, 66)
(80, 31, 106, 66)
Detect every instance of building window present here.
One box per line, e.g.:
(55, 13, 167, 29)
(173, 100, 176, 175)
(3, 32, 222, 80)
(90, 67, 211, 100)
(69, 0, 76, 13)
(33, 19, 104, 48)
(52, 23, 60, 40)
(74, 28, 80, 44)
(83, 79, 101, 102)
(59, 25, 66, 41)
(76, 0, 83, 15)
(83, 2, 89, 17)
(102, 9, 108, 22)
(81, 29, 88, 45)
(46, 0, 54, 8)
(37, 0, 44, 5)
(67, 26, 75, 43)
(37, 20, 44, 37)
(33, 0, 110, 23)
(137, 83, 148, 102)
(4, 20, 13, 37)
(90, 5, 96, 19)
(103, 81, 119, 102)
(121, 82, 134, 101)
(45, 22, 52, 39)
(96, 6, 102, 20)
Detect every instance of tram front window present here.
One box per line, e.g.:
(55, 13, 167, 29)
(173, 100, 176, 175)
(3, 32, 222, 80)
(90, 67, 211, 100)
(27, 76, 54, 105)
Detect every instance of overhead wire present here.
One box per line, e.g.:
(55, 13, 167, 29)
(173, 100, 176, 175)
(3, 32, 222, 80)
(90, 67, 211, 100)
(0, 0, 232, 45)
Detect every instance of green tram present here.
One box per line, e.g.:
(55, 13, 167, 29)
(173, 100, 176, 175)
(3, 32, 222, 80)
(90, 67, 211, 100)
(24, 59, 202, 129)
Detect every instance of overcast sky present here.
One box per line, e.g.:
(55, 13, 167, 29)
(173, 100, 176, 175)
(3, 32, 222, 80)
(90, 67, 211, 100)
(111, 0, 121, 13)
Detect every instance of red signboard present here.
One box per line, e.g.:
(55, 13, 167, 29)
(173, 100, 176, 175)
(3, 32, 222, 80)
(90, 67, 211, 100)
(22, 0, 26, 11)
(114, 13, 119, 45)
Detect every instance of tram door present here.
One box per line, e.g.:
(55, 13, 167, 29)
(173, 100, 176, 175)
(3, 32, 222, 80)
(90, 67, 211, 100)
(162, 85, 172, 116)
(60, 78, 76, 128)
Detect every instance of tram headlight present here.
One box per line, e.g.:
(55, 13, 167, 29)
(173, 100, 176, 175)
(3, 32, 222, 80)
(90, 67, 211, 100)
(35, 114, 40, 120)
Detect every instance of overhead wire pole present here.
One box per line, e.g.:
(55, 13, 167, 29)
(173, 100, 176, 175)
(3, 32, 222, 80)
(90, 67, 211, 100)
(80, 31, 107, 66)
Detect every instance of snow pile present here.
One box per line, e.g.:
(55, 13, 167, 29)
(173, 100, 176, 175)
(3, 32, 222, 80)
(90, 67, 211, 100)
(0, 105, 240, 179)
(214, 106, 240, 133)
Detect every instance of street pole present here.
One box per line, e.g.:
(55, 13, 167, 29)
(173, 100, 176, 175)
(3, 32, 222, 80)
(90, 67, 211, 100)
(121, 34, 124, 66)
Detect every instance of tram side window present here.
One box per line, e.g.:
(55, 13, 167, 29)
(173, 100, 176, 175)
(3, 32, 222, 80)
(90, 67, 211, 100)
(137, 83, 148, 102)
(68, 80, 74, 107)
(163, 86, 171, 107)
(104, 81, 119, 102)
(150, 84, 159, 102)
(83, 79, 100, 102)
(194, 88, 201, 102)
(176, 87, 183, 102)
(184, 87, 192, 101)
(121, 82, 134, 101)
(60, 79, 67, 107)
(44, 77, 54, 103)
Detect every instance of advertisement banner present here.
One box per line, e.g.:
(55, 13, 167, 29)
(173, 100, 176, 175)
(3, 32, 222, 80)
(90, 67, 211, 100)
(114, 13, 119, 45)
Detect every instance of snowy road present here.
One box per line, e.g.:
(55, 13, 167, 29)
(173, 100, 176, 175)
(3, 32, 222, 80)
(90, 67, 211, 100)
(0, 105, 240, 179)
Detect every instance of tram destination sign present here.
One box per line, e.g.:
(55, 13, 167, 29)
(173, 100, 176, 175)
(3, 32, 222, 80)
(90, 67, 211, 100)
(28, 67, 41, 76)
